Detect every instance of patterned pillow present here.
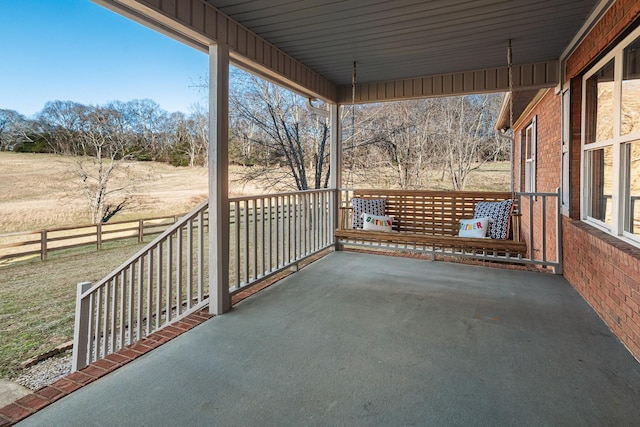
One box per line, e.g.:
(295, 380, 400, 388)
(458, 217, 490, 238)
(473, 199, 514, 240)
(362, 213, 393, 232)
(351, 198, 386, 229)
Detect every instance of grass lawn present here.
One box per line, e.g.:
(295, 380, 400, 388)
(0, 241, 147, 378)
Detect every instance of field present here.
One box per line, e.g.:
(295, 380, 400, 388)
(0, 152, 510, 379)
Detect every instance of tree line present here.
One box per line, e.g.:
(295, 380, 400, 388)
(0, 99, 208, 167)
(0, 68, 510, 223)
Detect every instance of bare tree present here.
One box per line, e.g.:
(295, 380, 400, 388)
(230, 73, 330, 191)
(37, 100, 91, 154)
(0, 109, 28, 151)
(434, 94, 504, 190)
(365, 100, 437, 189)
(72, 107, 142, 223)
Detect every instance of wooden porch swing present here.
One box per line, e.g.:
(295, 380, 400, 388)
(335, 43, 526, 260)
(335, 189, 526, 258)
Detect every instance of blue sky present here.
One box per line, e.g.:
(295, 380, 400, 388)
(0, 0, 209, 117)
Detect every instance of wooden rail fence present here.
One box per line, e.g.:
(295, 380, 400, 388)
(0, 212, 207, 264)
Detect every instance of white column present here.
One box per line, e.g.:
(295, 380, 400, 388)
(330, 104, 343, 241)
(209, 43, 231, 315)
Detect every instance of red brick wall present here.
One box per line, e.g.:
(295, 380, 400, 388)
(513, 89, 560, 264)
(566, 0, 640, 79)
(563, 219, 640, 359)
(562, 2, 640, 360)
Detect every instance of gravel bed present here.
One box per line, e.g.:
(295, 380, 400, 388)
(14, 352, 72, 391)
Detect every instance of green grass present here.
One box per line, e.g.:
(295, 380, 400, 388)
(0, 241, 147, 378)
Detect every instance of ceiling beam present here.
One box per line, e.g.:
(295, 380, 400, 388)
(338, 61, 559, 104)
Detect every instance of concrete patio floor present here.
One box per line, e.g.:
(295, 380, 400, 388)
(17, 252, 640, 426)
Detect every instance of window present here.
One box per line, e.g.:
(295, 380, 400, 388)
(582, 26, 640, 245)
(523, 117, 536, 192)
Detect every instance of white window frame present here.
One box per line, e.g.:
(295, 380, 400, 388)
(523, 116, 537, 193)
(581, 25, 640, 246)
(561, 85, 570, 216)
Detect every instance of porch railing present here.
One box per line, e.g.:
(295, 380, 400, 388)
(72, 200, 210, 370)
(516, 190, 562, 272)
(73, 189, 336, 370)
(73, 188, 560, 370)
(228, 189, 335, 293)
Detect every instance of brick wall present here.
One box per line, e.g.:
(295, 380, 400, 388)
(563, 219, 640, 359)
(562, 1, 640, 361)
(513, 89, 560, 264)
(566, 0, 640, 79)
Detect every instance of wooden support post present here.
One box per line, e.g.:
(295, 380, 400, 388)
(40, 230, 47, 260)
(138, 219, 144, 243)
(97, 223, 102, 250)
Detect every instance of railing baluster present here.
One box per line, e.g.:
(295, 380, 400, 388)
(119, 270, 126, 349)
(262, 198, 267, 276)
(244, 200, 250, 285)
(187, 220, 193, 310)
(288, 194, 293, 264)
(146, 248, 153, 336)
(268, 197, 273, 274)
(252, 199, 258, 281)
(94, 288, 102, 361)
(541, 195, 547, 262)
(198, 210, 204, 303)
(275, 196, 281, 269)
(156, 243, 162, 330)
(234, 201, 241, 288)
(110, 278, 117, 354)
(176, 226, 183, 316)
(88, 292, 97, 362)
(528, 194, 534, 262)
(128, 264, 134, 345)
(136, 256, 143, 341)
(101, 279, 113, 356)
(166, 236, 172, 322)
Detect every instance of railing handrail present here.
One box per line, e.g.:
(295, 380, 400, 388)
(229, 188, 334, 203)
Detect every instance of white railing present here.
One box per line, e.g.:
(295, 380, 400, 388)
(516, 189, 562, 272)
(73, 200, 209, 370)
(73, 189, 338, 370)
(73, 187, 556, 371)
(228, 189, 336, 293)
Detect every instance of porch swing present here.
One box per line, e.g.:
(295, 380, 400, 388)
(335, 45, 526, 260)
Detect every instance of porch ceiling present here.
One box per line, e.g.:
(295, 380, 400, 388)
(96, 0, 608, 101)
(207, 0, 601, 86)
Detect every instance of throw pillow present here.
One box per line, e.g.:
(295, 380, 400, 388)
(362, 213, 393, 232)
(458, 217, 490, 238)
(351, 198, 386, 229)
(473, 199, 514, 240)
